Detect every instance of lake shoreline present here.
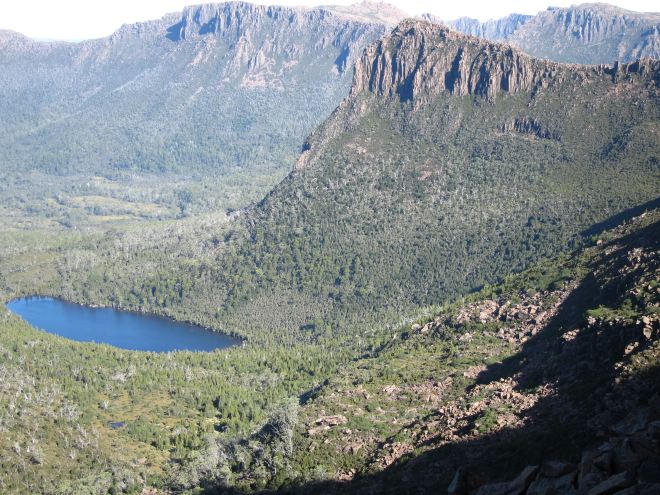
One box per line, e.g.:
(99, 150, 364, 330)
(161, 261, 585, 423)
(7, 295, 243, 353)
(4, 292, 245, 342)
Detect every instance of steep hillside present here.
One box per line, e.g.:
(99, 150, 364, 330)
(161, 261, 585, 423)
(55, 20, 660, 343)
(0, 1, 394, 175)
(2, 185, 658, 494)
(277, 207, 660, 494)
(0, 2, 395, 223)
(158, 206, 660, 493)
(443, 3, 660, 64)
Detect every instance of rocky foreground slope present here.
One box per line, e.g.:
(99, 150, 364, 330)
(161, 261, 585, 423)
(232, 208, 659, 493)
(440, 3, 660, 65)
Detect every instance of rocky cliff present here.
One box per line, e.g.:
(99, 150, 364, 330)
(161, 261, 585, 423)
(297, 19, 659, 170)
(351, 20, 660, 102)
(439, 14, 532, 41)
(154, 1, 393, 79)
(350, 21, 559, 102)
(444, 3, 660, 64)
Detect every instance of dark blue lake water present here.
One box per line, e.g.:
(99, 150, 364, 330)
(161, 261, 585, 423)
(7, 297, 239, 352)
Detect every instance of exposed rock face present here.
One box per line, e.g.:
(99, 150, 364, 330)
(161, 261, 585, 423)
(351, 21, 560, 102)
(158, 1, 391, 78)
(349, 19, 660, 107)
(296, 18, 660, 171)
(441, 3, 660, 64)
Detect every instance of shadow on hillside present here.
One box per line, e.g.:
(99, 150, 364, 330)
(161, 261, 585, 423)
(205, 213, 660, 494)
(581, 197, 660, 239)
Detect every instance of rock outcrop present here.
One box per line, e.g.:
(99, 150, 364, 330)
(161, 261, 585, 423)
(450, 403, 660, 495)
(350, 20, 660, 104)
(351, 21, 558, 102)
(440, 14, 532, 41)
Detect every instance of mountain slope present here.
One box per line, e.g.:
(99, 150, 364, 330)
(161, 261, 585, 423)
(154, 206, 660, 493)
(0, 2, 391, 175)
(228, 20, 660, 323)
(277, 208, 660, 494)
(0, 2, 396, 222)
(443, 3, 660, 64)
(55, 20, 660, 343)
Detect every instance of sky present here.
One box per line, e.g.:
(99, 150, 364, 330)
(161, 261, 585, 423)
(1, 0, 658, 41)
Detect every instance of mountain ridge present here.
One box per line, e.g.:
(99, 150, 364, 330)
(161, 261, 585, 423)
(296, 18, 660, 171)
(443, 2, 660, 64)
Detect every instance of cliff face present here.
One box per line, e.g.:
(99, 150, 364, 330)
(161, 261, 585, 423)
(443, 3, 660, 64)
(156, 2, 389, 79)
(510, 3, 660, 64)
(350, 20, 660, 104)
(296, 19, 659, 172)
(350, 21, 558, 102)
(165, 1, 405, 43)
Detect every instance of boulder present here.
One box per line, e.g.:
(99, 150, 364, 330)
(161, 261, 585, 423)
(478, 300, 500, 323)
(448, 468, 482, 495)
(586, 471, 633, 495)
(613, 437, 656, 472)
(308, 414, 348, 435)
(580, 473, 608, 492)
(527, 471, 577, 495)
(315, 414, 347, 427)
(611, 408, 653, 436)
(472, 466, 538, 495)
(540, 461, 575, 478)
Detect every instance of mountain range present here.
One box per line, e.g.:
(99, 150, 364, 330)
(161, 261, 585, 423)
(1, 2, 659, 225)
(0, 2, 659, 494)
(0, 2, 395, 222)
(0, 2, 398, 176)
(55, 19, 660, 347)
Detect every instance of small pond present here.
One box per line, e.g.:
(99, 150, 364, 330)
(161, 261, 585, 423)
(7, 296, 239, 352)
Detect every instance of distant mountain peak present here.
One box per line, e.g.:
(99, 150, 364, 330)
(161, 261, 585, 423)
(0, 29, 30, 44)
(549, 2, 657, 16)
